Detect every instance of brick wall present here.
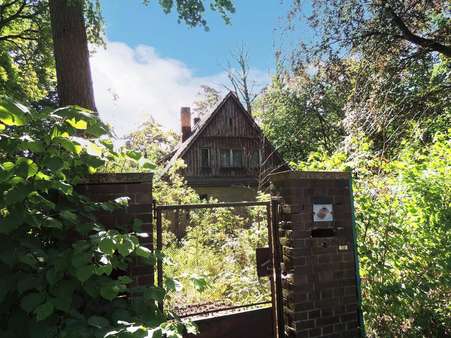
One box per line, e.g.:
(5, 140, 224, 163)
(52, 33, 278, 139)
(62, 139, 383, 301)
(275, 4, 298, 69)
(76, 173, 154, 287)
(270, 171, 362, 338)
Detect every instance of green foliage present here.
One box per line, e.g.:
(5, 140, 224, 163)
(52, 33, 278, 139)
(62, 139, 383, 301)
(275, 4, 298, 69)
(0, 97, 193, 337)
(282, 0, 451, 155)
(123, 119, 178, 170)
(163, 204, 270, 310)
(143, 0, 235, 29)
(293, 130, 451, 337)
(0, 0, 55, 102)
(150, 164, 271, 311)
(255, 61, 348, 162)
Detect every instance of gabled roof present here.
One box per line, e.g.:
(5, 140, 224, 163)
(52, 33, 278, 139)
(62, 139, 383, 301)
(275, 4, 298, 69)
(164, 91, 283, 173)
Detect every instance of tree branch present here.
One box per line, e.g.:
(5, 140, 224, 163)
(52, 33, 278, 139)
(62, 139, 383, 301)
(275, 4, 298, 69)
(388, 7, 451, 57)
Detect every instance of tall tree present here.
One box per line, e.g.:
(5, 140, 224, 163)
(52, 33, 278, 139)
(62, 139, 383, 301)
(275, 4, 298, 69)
(288, 0, 451, 61)
(47, 0, 235, 112)
(284, 0, 450, 155)
(49, 0, 97, 111)
(225, 46, 258, 114)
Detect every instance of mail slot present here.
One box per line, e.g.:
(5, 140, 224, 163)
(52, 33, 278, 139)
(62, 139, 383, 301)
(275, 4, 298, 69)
(256, 247, 271, 277)
(311, 228, 335, 238)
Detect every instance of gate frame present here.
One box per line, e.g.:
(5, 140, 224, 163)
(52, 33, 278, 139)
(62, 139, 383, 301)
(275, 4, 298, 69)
(152, 200, 284, 335)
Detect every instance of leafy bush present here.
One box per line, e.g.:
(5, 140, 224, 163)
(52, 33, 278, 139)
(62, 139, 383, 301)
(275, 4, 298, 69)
(0, 98, 196, 338)
(293, 131, 451, 337)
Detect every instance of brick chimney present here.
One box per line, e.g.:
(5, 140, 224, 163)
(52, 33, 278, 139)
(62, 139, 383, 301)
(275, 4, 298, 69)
(181, 107, 191, 142)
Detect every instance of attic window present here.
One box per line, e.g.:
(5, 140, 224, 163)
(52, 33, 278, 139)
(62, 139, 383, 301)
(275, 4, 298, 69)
(229, 117, 233, 128)
(200, 148, 210, 168)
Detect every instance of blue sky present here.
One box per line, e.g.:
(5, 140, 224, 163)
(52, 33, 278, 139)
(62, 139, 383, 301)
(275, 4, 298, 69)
(92, 1, 310, 135)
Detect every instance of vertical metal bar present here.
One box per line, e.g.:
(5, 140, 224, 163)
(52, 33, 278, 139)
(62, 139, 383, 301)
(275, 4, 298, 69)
(266, 203, 278, 338)
(156, 208, 163, 311)
(270, 198, 285, 338)
(349, 175, 365, 336)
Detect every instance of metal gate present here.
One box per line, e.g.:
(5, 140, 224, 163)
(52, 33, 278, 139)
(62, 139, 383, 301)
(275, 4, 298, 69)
(152, 199, 285, 337)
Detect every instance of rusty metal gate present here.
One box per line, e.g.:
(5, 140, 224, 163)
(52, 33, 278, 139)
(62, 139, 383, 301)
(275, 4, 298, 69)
(152, 199, 285, 337)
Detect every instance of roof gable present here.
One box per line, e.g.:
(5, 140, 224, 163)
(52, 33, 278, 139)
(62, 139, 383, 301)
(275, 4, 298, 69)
(165, 91, 282, 172)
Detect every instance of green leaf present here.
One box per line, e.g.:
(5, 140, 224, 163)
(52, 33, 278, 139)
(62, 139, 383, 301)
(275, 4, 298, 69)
(59, 210, 77, 223)
(51, 180, 73, 195)
(118, 276, 133, 284)
(100, 283, 120, 301)
(71, 251, 90, 268)
(66, 117, 88, 130)
(99, 237, 115, 255)
(143, 287, 166, 302)
(34, 301, 54, 321)
(95, 262, 112, 276)
(184, 321, 199, 335)
(0, 97, 29, 126)
(15, 157, 38, 179)
(49, 295, 71, 313)
(17, 276, 41, 294)
(86, 142, 103, 156)
(50, 280, 76, 312)
(75, 265, 94, 283)
(2, 162, 15, 171)
(46, 269, 63, 286)
(87, 315, 110, 329)
(46, 157, 64, 171)
(43, 216, 63, 229)
(116, 236, 135, 257)
(28, 192, 56, 210)
(55, 137, 82, 154)
(4, 184, 31, 205)
(191, 276, 208, 292)
(20, 292, 45, 313)
(135, 246, 152, 258)
(0, 209, 24, 233)
(164, 278, 181, 292)
(35, 171, 51, 181)
(126, 150, 142, 161)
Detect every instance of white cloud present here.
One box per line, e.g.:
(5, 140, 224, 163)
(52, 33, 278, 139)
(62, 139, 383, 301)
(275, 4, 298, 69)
(90, 40, 269, 137)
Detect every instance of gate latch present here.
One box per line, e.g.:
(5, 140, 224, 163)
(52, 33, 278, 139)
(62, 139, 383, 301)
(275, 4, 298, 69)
(256, 247, 272, 277)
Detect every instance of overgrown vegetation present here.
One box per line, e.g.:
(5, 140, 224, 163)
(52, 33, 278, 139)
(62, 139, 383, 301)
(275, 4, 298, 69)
(151, 161, 271, 312)
(293, 129, 450, 337)
(0, 98, 195, 337)
(0, 0, 449, 337)
(252, 1, 450, 336)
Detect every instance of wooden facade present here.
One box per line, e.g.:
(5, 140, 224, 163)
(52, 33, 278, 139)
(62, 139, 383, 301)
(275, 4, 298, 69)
(166, 92, 286, 200)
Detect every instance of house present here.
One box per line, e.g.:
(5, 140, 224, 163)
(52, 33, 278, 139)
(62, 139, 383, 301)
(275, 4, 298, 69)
(165, 91, 287, 201)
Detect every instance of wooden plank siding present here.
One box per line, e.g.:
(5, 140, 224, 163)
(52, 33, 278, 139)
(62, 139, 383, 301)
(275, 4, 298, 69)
(181, 97, 285, 184)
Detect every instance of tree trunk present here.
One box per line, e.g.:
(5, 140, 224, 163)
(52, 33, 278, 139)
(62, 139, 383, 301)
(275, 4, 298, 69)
(49, 0, 97, 112)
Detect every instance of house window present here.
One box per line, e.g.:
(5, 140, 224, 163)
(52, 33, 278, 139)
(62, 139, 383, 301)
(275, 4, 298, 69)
(250, 150, 261, 168)
(200, 148, 210, 168)
(220, 149, 243, 168)
(232, 149, 243, 167)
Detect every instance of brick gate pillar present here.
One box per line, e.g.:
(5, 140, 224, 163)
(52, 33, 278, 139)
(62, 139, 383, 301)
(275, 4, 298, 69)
(270, 171, 363, 338)
(77, 173, 154, 287)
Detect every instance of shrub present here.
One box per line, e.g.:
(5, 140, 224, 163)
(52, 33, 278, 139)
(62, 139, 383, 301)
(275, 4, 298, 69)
(0, 98, 196, 338)
(293, 131, 451, 337)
